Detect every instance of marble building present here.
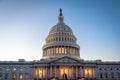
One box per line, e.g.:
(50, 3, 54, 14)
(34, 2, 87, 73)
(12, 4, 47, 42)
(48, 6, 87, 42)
(0, 9, 120, 80)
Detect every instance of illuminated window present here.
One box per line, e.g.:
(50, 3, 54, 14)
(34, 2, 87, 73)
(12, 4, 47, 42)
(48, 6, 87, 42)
(84, 69, 89, 78)
(6, 68, 9, 71)
(39, 69, 42, 78)
(84, 68, 93, 78)
(59, 47, 61, 53)
(62, 47, 64, 54)
(56, 47, 59, 54)
(13, 68, 16, 71)
(12, 73, 16, 79)
(19, 74, 23, 80)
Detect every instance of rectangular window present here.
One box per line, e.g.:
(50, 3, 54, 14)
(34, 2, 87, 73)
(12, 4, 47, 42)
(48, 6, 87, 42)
(118, 73, 120, 78)
(20, 74, 23, 80)
(12, 73, 16, 79)
(100, 73, 102, 78)
(62, 47, 64, 54)
(56, 48, 59, 54)
(0, 73, 2, 80)
(105, 73, 108, 78)
(59, 47, 61, 53)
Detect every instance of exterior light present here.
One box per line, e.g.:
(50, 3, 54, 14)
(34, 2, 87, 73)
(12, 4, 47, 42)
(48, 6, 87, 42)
(13, 68, 16, 71)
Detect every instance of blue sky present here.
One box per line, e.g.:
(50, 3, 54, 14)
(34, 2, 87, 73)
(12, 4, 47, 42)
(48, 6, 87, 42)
(0, 0, 120, 61)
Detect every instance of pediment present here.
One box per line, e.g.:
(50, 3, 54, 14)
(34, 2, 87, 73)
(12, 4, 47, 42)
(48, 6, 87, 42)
(50, 56, 81, 64)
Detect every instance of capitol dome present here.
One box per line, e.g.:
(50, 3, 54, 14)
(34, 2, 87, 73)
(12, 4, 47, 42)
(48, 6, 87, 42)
(49, 23, 73, 35)
(42, 9, 80, 58)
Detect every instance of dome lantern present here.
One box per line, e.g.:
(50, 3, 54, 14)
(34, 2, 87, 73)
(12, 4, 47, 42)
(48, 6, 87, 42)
(58, 8, 64, 23)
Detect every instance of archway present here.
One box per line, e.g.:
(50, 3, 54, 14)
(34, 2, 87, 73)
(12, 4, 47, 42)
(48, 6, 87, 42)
(63, 73, 67, 80)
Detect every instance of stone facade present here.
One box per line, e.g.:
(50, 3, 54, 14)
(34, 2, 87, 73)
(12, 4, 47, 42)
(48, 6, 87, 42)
(0, 9, 120, 80)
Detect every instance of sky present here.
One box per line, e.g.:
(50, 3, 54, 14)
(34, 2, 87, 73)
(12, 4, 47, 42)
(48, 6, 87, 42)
(0, 0, 120, 61)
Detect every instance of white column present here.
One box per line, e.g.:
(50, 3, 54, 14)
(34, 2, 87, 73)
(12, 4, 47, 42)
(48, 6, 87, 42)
(80, 67, 83, 78)
(95, 67, 97, 79)
(72, 66, 74, 79)
(58, 66, 60, 79)
(46, 67, 47, 79)
(49, 47, 51, 56)
(38, 68, 39, 80)
(54, 47, 55, 55)
(76, 66, 78, 79)
(55, 66, 56, 77)
(16, 67, 19, 80)
(68, 66, 70, 79)
(42, 67, 43, 80)
(50, 66, 52, 77)
(8, 68, 11, 80)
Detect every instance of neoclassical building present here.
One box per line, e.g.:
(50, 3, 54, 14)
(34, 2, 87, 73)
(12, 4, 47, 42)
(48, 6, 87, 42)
(0, 9, 120, 80)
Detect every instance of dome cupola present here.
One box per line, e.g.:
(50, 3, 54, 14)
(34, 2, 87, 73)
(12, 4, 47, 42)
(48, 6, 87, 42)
(42, 9, 80, 58)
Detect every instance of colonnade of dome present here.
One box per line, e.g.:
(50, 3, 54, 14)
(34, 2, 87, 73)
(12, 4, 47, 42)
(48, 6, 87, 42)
(42, 9, 80, 57)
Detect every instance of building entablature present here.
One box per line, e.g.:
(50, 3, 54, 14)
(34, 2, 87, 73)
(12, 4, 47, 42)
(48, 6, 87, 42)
(42, 43, 80, 49)
(0, 61, 33, 65)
